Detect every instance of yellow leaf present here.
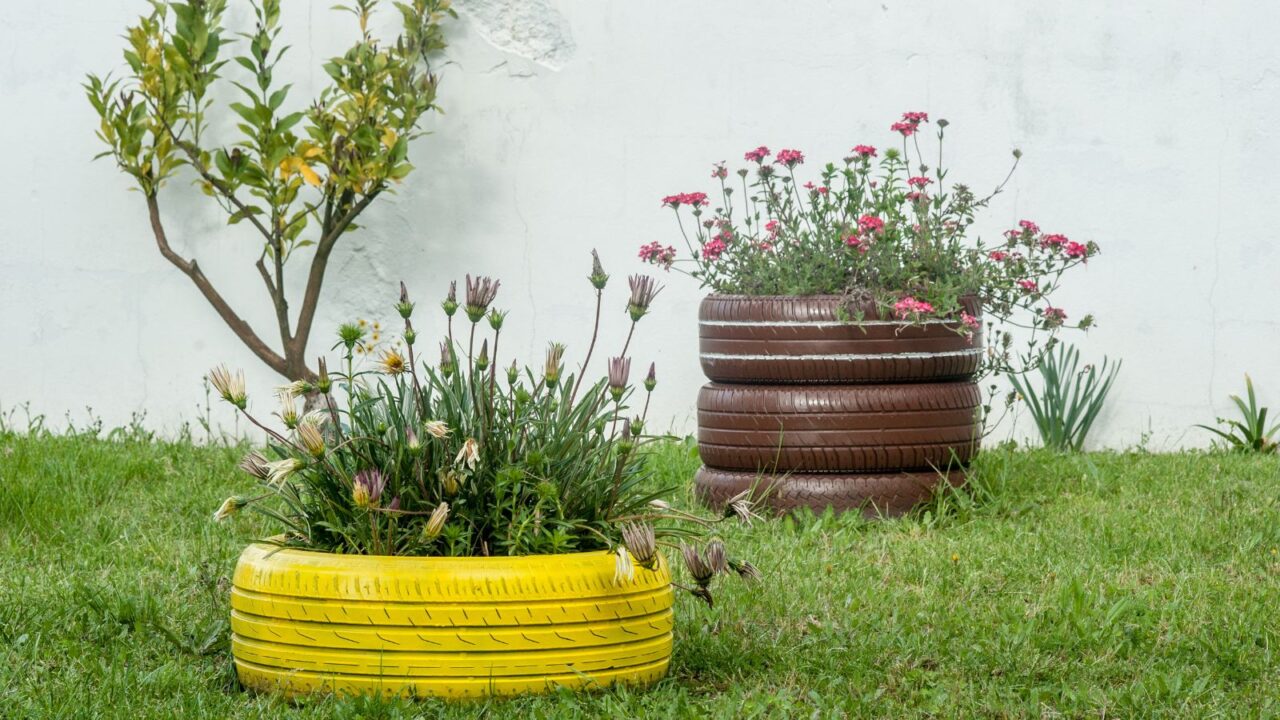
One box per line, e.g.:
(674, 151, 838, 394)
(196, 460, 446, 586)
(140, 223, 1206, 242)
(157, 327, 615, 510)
(381, 128, 397, 149)
(299, 163, 322, 187)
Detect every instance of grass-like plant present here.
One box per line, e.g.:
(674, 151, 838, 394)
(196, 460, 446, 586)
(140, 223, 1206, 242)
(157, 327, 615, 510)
(1007, 342, 1120, 452)
(208, 254, 758, 603)
(86, 0, 452, 383)
(1196, 375, 1279, 453)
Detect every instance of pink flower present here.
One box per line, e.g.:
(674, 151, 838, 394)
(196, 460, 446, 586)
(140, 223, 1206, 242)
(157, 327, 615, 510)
(890, 121, 917, 137)
(901, 111, 929, 124)
(638, 242, 676, 268)
(662, 192, 709, 209)
(803, 181, 816, 191)
(988, 251, 1009, 262)
(774, 148, 805, 168)
(893, 296, 935, 318)
(844, 234, 865, 251)
(960, 311, 979, 330)
(713, 230, 733, 244)
(857, 215, 885, 233)
(1042, 306, 1068, 322)
(764, 219, 780, 237)
(1041, 233, 1069, 248)
(711, 162, 728, 179)
(1064, 241, 1089, 258)
(701, 238, 728, 261)
(744, 146, 770, 163)
(851, 144, 877, 158)
(906, 191, 929, 204)
(818, 186, 829, 195)
(1017, 279, 1037, 291)
(907, 176, 932, 188)
(758, 241, 774, 252)
(1019, 220, 1041, 235)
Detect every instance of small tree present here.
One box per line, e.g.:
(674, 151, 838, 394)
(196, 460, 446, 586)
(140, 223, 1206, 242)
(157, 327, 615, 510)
(86, 0, 453, 382)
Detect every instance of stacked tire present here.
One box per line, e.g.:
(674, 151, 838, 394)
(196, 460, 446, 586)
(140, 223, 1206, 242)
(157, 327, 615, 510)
(694, 295, 982, 516)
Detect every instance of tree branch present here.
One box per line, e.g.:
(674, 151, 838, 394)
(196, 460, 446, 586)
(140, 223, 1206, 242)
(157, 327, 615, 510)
(289, 187, 383, 359)
(147, 192, 289, 376)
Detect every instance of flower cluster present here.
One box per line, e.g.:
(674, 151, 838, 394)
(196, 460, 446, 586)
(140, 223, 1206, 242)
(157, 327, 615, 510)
(210, 255, 757, 605)
(643, 111, 1099, 383)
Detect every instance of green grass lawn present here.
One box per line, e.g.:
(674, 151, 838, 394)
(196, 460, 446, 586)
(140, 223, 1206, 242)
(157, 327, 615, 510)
(3, 432, 1280, 719)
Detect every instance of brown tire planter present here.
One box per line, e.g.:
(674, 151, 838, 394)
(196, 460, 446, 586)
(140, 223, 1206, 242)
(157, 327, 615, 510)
(694, 466, 965, 517)
(694, 294, 983, 515)
(699, 295, 981, 384)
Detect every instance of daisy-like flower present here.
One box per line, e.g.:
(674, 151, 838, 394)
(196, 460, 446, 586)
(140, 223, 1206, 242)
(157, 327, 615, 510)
(621, 523, 658, 570)
(627, 275, 662, 321)
(352, 469, 386, 509)
(422, 502, 450, 540)
(378, 347, 406, 375)
(455, 437, 480, 470)
(275, 391, 299, 429)
(277, 380, 309, 399)
(705, 539, 729, 575)
(265, 458, 303, 487)
(681, 543, 715, 588)
(423, 420, 450, 439)
(208, 365, 247, 409)
(614, 545, 636, 585)
(724, 489, 762, 526)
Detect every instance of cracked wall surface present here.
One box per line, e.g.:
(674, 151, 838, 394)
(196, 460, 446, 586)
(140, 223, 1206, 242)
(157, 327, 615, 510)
(2, 0, 1278, 447)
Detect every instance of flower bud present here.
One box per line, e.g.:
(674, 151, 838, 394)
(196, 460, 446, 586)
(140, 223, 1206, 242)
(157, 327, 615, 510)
(627, 275, 661, 322)
(438, 468, 461, 497)
(212, 496, 247, 522)
(487, 309, 507, 331)
(396, 281, 415, 319)
(475, 339, 490, 372)
(644, 362, 656, 392)
(589, 249, 609, 290)
(441, 280, 458, 317)
(406, 427, 421, 455)
(403, 319, 417, 347)
(422, 502, 449, 540)
(608, 356, 631, 402)
(439, 342, 456, 378)
(208, 365, 247, 410)
(544, 343, 565, 389)
(315, 357, 332, 394)
(506, 359, 519, 386)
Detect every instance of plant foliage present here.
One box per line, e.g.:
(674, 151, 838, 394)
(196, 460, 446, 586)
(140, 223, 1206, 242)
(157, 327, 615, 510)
(1196, 375, 1279, 453)
(1007, 342, 1120, 452)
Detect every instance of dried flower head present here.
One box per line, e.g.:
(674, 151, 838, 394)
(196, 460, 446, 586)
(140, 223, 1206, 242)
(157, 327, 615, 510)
(724, 489, 762, 526)
(455, 437, 480, 470)
(352, 469, 386, 509)
(296, 417, 327, 458)
(265, 458, 303, 487)
(277, 380, 309, 399)
(644, 362, 657, 392)
(378, 348, 406, 375)
(464, 274, 500, 322)
(423, 419, 450, 439)
(589, 249, 609, 290)
(730, 559, 763, 582)
(208, 365, 247, 409)
(627, 275, 661, 321)
(620, 523, 658, 570)
(648, 498, 671, 512)
(396, 281, 415, 319)
(614, 545, 635, 585)
(212, 495, 247, 522)
(681, 543, 715, 588)
(544, 343, 565, 388)
(441, 280, 459, 317)
(608, 356, 631, 401)
(239, 450, 271, 480)
(705, 539, 729, 575)
(422, 502, 449, 540)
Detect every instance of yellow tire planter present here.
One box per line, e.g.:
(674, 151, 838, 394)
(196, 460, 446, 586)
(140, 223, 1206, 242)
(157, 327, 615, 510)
(230, 543, 674, 699)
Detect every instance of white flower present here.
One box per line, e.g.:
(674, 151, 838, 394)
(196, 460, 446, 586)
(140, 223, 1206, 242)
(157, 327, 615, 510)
(212, 496, 246, 522)
(423, 420, 450, 439)
(208, 365, 247, 408)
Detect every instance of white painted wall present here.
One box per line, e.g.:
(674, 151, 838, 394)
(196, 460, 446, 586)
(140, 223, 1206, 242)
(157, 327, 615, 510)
(2, 0, 1278, 448)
